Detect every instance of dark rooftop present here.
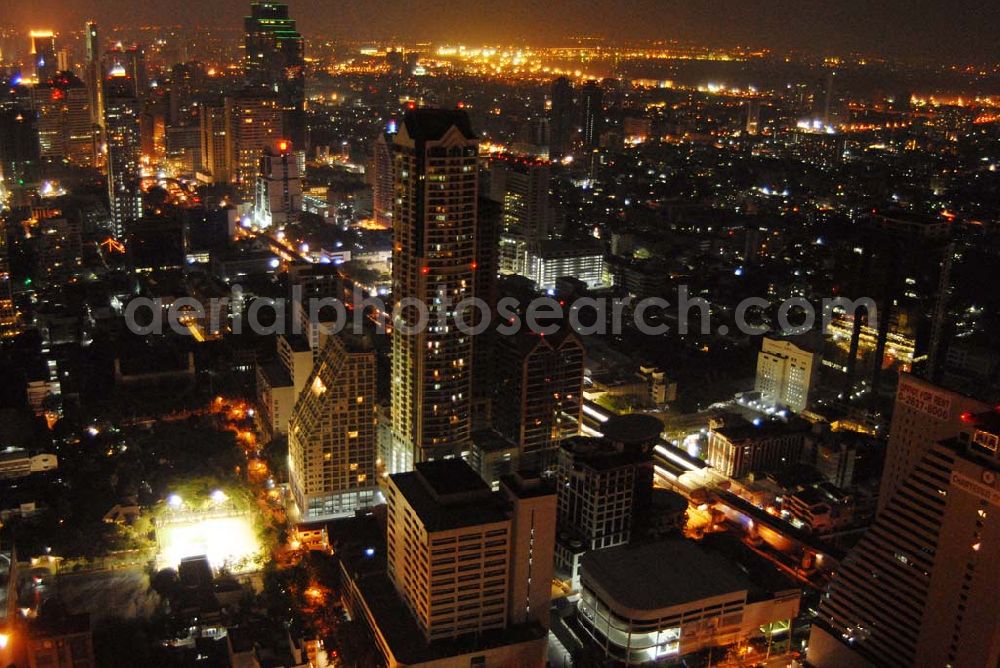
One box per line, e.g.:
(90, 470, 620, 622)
(259, 360, 293, 389)
(415, 459, 490, 497)
(390, 461, 508, 532)
(401, 108, 477, 142)
(714, 417, 810, 442)
(581, 539, 753, 612)
(601, 413, 664, 445)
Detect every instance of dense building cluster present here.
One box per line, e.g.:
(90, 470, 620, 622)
(0, 3, 999, 667)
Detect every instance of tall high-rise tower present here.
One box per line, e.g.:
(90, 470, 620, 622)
(31, 73, 95, 167)
(288, 332, 378, 520)
(29, 31, 57, 83)
(489, 153, 553, 276)
(548, 77, 574, 158)
(103, 64, 142, 238)
(809, 402, 1000, 668)
(253, 139, 303, 228)
(199, 100, 230, 183)
(580, 81, 603, 149)
(371, 128, 395, 228)
(225, 92, 282, 201)
(244, 2, 305, 146)
(0, 219, 18, 337)
(84, 22, 104, 133)
(389, 109, 479, 472)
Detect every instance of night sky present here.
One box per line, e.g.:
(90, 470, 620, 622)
(5, 0, 1000, 62)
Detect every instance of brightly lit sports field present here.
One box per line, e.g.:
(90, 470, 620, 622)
(157, 512, 262, 573)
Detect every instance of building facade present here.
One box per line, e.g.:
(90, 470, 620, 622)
(389, 109, 479, 471)
(243, 1, 305, 146)
(493, 328, 584, 469)
(103, 64, 142, 238)
(225, 93, 282, 201)
(525, 239, 605, 291)
(253, 140, 302, 228)
(489, 154, 552, 276)
(288, 333, 378, 520)
(385, 460, 512, 642)
(809, 408, 1000, 667)
(706, 419, 808, 480)
(754, 336, 819, 413)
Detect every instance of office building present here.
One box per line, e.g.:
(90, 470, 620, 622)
(255, 332, 312, 439)
(384, 460, 554, 641)
(84, 22, 104, 134)
(244, 2, 305, 146)
(103, 63, 142, 238)
(0, 219, 17, 337)
(0, 89, 40, 188)
(29, 30, 57, 83)
(500, 471, 557, 628)
(225, 92, 283, 201)
(555, 434, 653, 587)
(809, 407, 1000, 667)
(489, 153, 553, 276)
(526, 238, 605, 290)
(31, 73, 95, 167)
(580, 80, 603, 148)
(199, 101, 230, 183)
(389, 109, 479, 471)
(103, 44, 147, 101)
(371, 129, 395, 228)
(578, 539, 800, 665)
(341, 462, 551, 667)
(841, 212, 953, 396)
(706, 417, 809, 480)
(253, 139, 302, 228)
(549, 77, 574, 157)
(493, 328, 584, 469)
(880, 372, 989, 513)
(288, 333, 378, 520)
(755, 336, 821, 413)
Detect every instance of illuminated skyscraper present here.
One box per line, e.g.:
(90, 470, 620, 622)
(489, 153, 553, 275)
(253, 139, 302, 228)
(31, 73, 96, 167)
(580, 81, 603, 149)
(244, 2, 305, 146)
(879, 373, 988, 514)
(754, 336, 820, 413)
(288, 333, 378, 520)
(809, 404, 1000, 668)
(198, 100, 230, 183)
(84, 22, 104, 132)
(103, 44, 147, 101)
(371, 129, 395, 228)
(225, 92, 282, 201)
(29, 31, 57, 83)
(103, 64, 142, 238)
(389, 109, 479, 472)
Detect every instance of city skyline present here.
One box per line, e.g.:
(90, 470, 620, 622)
(4, 0, 1000, 63)
(1, 0, 1000, 665)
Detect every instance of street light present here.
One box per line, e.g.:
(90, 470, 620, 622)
(168, 494, 183, 509)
